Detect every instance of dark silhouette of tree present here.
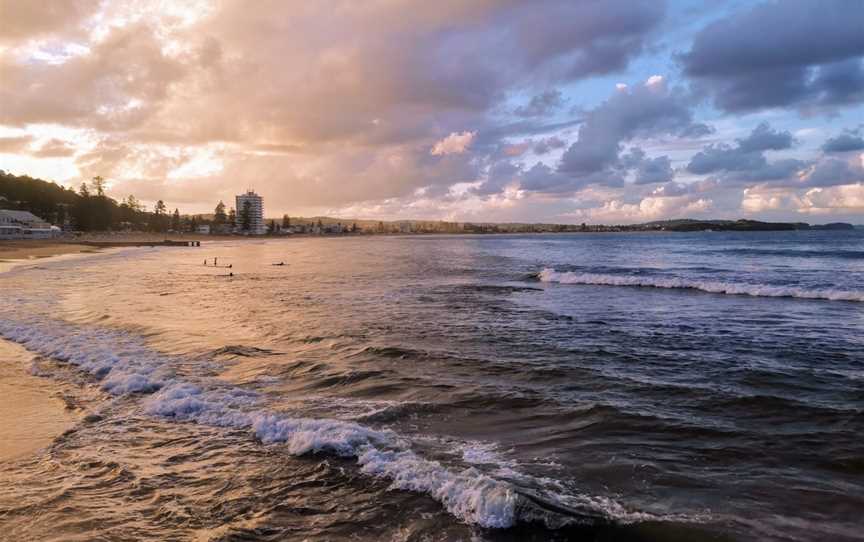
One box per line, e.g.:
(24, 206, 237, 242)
(240, 200, 252, 232)
(0, 170, 177, 233)
(171, 208, 181, 231)
(227, 207, 236, 230)
(153, 200, 167, 232)
(214, 201, 226, 226)
(282, 214, 290, 228)
(267, 220, 276, 234)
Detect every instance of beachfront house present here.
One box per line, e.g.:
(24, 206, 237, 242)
(0, 209, 61, 239)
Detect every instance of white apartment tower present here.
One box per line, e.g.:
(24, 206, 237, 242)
(235, 190, 266, 235)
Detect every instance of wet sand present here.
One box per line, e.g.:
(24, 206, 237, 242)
(0, 339, 78, 462)
(0, 240, 99, 261)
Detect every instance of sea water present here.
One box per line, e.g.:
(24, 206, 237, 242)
(0, 231, 861, 541)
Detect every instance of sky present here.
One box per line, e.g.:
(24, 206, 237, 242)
(1, 0, 863, 224)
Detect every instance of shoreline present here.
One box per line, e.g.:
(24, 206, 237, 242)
(0, 339, 80, 462)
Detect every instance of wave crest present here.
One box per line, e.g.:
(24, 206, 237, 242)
(538, 268, 864, 302)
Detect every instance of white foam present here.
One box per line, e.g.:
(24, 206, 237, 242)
(359, 446, 518, 528)
(0, 318, 166, 395)
(538, 268, 864, 302)
(0, 314, 702, 530)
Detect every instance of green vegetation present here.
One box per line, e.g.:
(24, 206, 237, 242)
(0, 170, 180, 232)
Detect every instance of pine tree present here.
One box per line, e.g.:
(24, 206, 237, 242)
(240, 200, 252, 232)
(171, 208, 181, 231)
(214, 201, 226, 226)
(154, 200, 167, 232)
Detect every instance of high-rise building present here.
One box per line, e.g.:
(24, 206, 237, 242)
(235, 190, 266, 235)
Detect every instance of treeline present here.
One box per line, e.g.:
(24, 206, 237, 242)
(0, 170, 183, 232)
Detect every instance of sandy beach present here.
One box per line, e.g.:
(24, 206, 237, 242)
(0, 240, 100, 261)
(0, 340, 80, 462)
(0, 233, 236, 265)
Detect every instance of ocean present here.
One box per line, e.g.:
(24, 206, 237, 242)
(0, 231, 862, 541)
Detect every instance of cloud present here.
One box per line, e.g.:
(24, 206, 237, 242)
(0, 22, 187, 130)
(681, 0, 864, 112)
(532, 136, 567, 155)
(559, 76, 705, 179)
(633, 154, 673, 185)
(0, 0, 100, 44)
(31, 138, 76, 157)
(822, 131, 864, 153)
(2, 1, 862, 224)
(0, 135, 34, 153)
(742, 182, 864, 216)
(799, 183, 864, 213)
(686, 122, 808, 184)
(567, 193, 712, 222)
(431, 131, 476, 156)
(801, 156, 864, 187)
(514, 90, 565, 117)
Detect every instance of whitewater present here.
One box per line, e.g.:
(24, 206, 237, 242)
(538, 268, 864, 302)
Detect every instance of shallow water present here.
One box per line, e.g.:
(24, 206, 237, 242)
(1, 231, 862, 541)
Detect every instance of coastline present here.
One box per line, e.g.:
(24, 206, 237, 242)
(0, 339, 80, 462)
(0, 245, 115, 463)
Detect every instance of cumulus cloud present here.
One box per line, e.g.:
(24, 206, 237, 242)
(822, 131, 864, 153)
(681, 0, 864, 112)
(558, 76, 705, 180)
(568, 193, 713, 223)
(687, 122, 808, 184)
(431, 131, 476, 156)
(799, 183, 864, 213)
(742, 182, 864, 216)
(801, 156, 864, 187)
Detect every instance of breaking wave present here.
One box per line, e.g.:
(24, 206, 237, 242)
(0, 316, 701, 530)
(537, 268, 864, 302)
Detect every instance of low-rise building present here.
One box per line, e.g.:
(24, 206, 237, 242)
(0, 210, 60, 239)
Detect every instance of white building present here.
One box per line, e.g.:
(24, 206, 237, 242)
(235, 190, 266, 235)
(0, 209, 60, 239)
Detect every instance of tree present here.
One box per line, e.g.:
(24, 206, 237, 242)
(282, 214, 290, 229)
(227, 207, 236, 230)
(90, 176, 105, 197)
(153, 200, 167, 232)
(73, 182, 92, 230)
(267, 220, 276, 234)
(171, 208, 181, 231)
(214, 201, 226, 226)
(240, 200, 252, 232)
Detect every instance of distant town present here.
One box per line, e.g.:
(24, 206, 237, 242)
(1, 170, 859, 240)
